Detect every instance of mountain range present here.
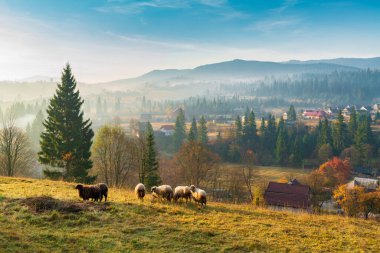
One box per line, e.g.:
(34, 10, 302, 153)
(1, 56, 379, 101)
(100, 57, 379, 89)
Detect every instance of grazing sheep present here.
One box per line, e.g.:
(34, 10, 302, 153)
(173, 186, 192, 203)
(97, 183, 108, 202)
(189, 185, 207, 208)
(134, 183, 146, 201)
(75, 184, 102, 202)
(151, 185, 173, 202)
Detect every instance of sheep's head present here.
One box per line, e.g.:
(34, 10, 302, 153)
(189, 185, 196, 192)
(75, 184, 84, 190)
(151, 186, 157, 192)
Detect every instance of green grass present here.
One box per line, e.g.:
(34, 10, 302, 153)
(0, 176, 379, 252)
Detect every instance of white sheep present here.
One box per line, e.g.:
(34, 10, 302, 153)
(189, 185, 207, 208)
(134, 183, 146, 201)
(151, 185, 173, 202)
(173, 186, 192, 203)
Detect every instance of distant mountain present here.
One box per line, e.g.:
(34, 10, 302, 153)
(286, 57, 380, 70)
(101, 59, 358, 88)
(17, 75, 58, 83)
(190, 59, 357, 79)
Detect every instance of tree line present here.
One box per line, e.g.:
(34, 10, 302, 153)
(253, 70, 380, 104)
(166, 105, 379, 171)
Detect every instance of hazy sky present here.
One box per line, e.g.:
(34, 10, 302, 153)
(0, 0, 379, 83)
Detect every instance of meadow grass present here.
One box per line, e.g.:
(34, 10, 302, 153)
(221, 164, 311, 183)
(0, 176, 379, 252)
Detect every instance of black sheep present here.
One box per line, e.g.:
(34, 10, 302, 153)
(75, 184, 102, 202)
(96, 183, 108, 202)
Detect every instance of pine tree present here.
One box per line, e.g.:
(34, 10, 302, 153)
(235, 115, 243, 145)
(287, 105, 297, 121)
(319, 117, 331, 146)
(96, 96, 102, 117)
(348, 108, 358, 142)
(198, 116, 208, 145)
(115, 97, 121, 112)
(39, 64, 94, 182)
(275, 117, 288, 165)
(143, 122, 161, 188)
(173, 108, 186, 151)
(30, 110, 45, 147)
(188, 117, 198, 141)
(290, 135, 303, 167)
(103, 99, 108, 115)
(265, 114, 277, 154)
(332, 110, 348, 155)
(260, 117, 266, 136)
(243, 110, 257, 149)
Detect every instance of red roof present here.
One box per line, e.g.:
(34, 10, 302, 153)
(264, 181, 311, 209)
(303, 110, 326, 117)
(160, 125, 174, 131)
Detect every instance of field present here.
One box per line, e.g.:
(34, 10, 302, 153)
(221, 164, 311, 183)
(1, 176, 380, 253)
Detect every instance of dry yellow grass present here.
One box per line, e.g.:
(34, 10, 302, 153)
(0, 176, 379, 252)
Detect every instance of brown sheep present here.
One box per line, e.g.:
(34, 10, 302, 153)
(189, 185, 207, 208)
(75, 184, 102, 202)
(173, 186, 192, 203)
(134, 183, 146, 201)
(151, 185, 173, 202)
(97, 183, 108, 202)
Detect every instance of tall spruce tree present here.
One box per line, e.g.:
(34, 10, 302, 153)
(290, 135, 303, 167)
(287, 105, 297, 121)
(275, 117, 288, 165)
(265, 114, 277, 152)
(188, 117, 198, 141)
(39, 64, 94, 182)
(319, 117, 331, 146)
(243, 110, 257, 149)
(348, 108, 358, 142)
(173, 108, 186, 151)
(332, 110, 348, 155)
(143, 122, 161, 188)
(260, 117, 266, 139)
(198, 116, 208, 145)
(235, 115, 243, 145)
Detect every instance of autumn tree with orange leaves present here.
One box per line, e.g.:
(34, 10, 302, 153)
(334, 185, 380, 218)
(316, 157, 351, 187)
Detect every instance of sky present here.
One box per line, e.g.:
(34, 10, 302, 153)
(0, 0, 379, 83)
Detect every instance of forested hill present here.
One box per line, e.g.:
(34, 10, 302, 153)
(286, 57, 380, 70)
(243, 70, 380, 104)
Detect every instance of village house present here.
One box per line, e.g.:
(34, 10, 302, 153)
(264, 179, 311, 212)
(342, 105, 351, 117)
(346, 177, 379, 192)
(302, 110, 326, 120)
(372, 103, 380, 112)
(159, 125, 175, 136)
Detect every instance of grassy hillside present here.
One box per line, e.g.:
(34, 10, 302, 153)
(0, 177, 379, 253)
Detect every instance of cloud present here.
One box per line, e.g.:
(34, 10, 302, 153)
(272, 0, 299, 13)
(106, 32, 200, 51)
(95, 0, 190, 14)
(197, 0, 227, 7)
(247, 18, 301, 32)
(95, 0, 235, 14)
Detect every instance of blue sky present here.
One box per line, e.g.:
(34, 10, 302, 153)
(0, 0, 379, 82)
